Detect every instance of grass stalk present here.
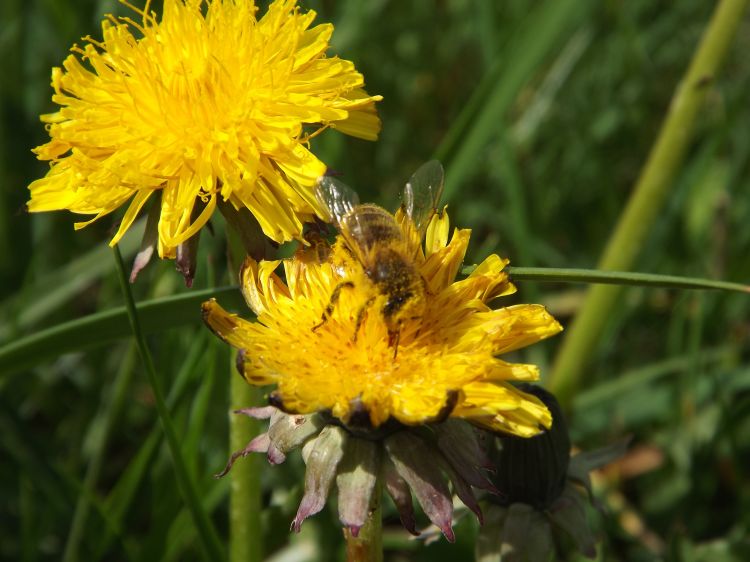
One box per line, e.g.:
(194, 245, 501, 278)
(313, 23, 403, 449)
(62, 343, 137, 562)
(507, 267, 750, 293)
(436, 0, 594, 198)
(549, 0, 750, 406)
(112, 245, 225, 562)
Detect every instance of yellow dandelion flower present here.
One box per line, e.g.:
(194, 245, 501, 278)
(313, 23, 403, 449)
(28, 0, 382, 259)
(203, 162, 562, 437)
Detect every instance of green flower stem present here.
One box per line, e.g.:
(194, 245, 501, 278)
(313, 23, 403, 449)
(229, 372, 263, 562)
(225, 226, 263, 562)
(344, 480, 383, 562)
(112, 246, 225, 562)
(506, 267, 750, 293)
(549, 0, 750, 406)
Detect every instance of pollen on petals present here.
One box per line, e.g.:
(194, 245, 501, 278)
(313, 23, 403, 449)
(203, 209, 563, 437)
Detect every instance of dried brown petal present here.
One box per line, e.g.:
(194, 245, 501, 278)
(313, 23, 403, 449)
(234, 406, 276, 420)
(382, 456, 417, 536)
(129, 194, 161, 283)
(214, 432, 270, 478)
(175, 232, 200, 288)
(441, 461, 483, 524)
(435, 419, 495, 491)
(385, 431, 455, 542)
(267, 413, 325, 464)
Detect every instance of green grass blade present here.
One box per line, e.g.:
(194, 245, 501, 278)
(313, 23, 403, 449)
(549, 0, 750, 406)
(112, 246, 225, 562)
(506, 267, 750, 293)
(436, 0, 595, 198)
(164, 480, 230, 562)
(61, 343, 137, 562)
(0, 285, 246, 377)
(0, 221, 142, 341)
(97, 331, 210, 557)
(0, 400, 74, 517)
(572, 346, 736, 413)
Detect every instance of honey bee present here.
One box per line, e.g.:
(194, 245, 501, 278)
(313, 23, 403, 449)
(313, 160, 444, 354)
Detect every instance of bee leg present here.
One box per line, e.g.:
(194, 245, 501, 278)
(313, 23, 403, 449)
(352, 296, 376, 342)
(313, 281, 354, 332)
(388, 328, 401, 359)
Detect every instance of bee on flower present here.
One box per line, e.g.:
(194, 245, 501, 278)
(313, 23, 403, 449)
(312, 160, 446, 352)
(203, 161, 564, 538)
(28, 0, 382, 285)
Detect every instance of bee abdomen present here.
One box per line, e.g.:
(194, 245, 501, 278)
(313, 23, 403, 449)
(369, 248, 422, 319)
(343, 205, 403, 251)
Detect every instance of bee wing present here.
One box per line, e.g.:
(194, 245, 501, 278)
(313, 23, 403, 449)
(315, 175, 361, 227)
(401, 160, 445, 235)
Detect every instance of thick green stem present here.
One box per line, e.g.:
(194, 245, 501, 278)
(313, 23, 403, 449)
(344, 481, 383, 562)
(229, 374, 263, 562)
(549, 0, 749, 406)
(112, 246, 225, 562)
(225, 225, 264, 562)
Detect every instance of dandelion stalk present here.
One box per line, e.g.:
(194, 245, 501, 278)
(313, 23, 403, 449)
(112, 246, 225, 562)
(344, 481, 383, 562)
(229, 374, 263, 562)
(226, 225, 264, 562)
(549, 0, 750, 406)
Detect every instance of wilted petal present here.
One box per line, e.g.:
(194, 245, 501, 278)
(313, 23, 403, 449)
(382, 456, 417, 535)
(336, 438, 380, 535)
(385, 432, 455, 542)
(129, 194, 161, 282)
(234, 406, 276, 420)
(434, 419, 495, 490)
(214, 432, 271, 478)
(445, 465, 483, 524)
(175, 232, 200, 288)
(267, 412, 325, 464)
(175, 201, 204, 287)
(292, 425, 347, 532)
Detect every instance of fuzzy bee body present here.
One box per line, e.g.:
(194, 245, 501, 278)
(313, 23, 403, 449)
(315, 161, 444, 350)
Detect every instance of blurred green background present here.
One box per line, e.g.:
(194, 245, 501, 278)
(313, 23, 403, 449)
(1, 0, 749, 560)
